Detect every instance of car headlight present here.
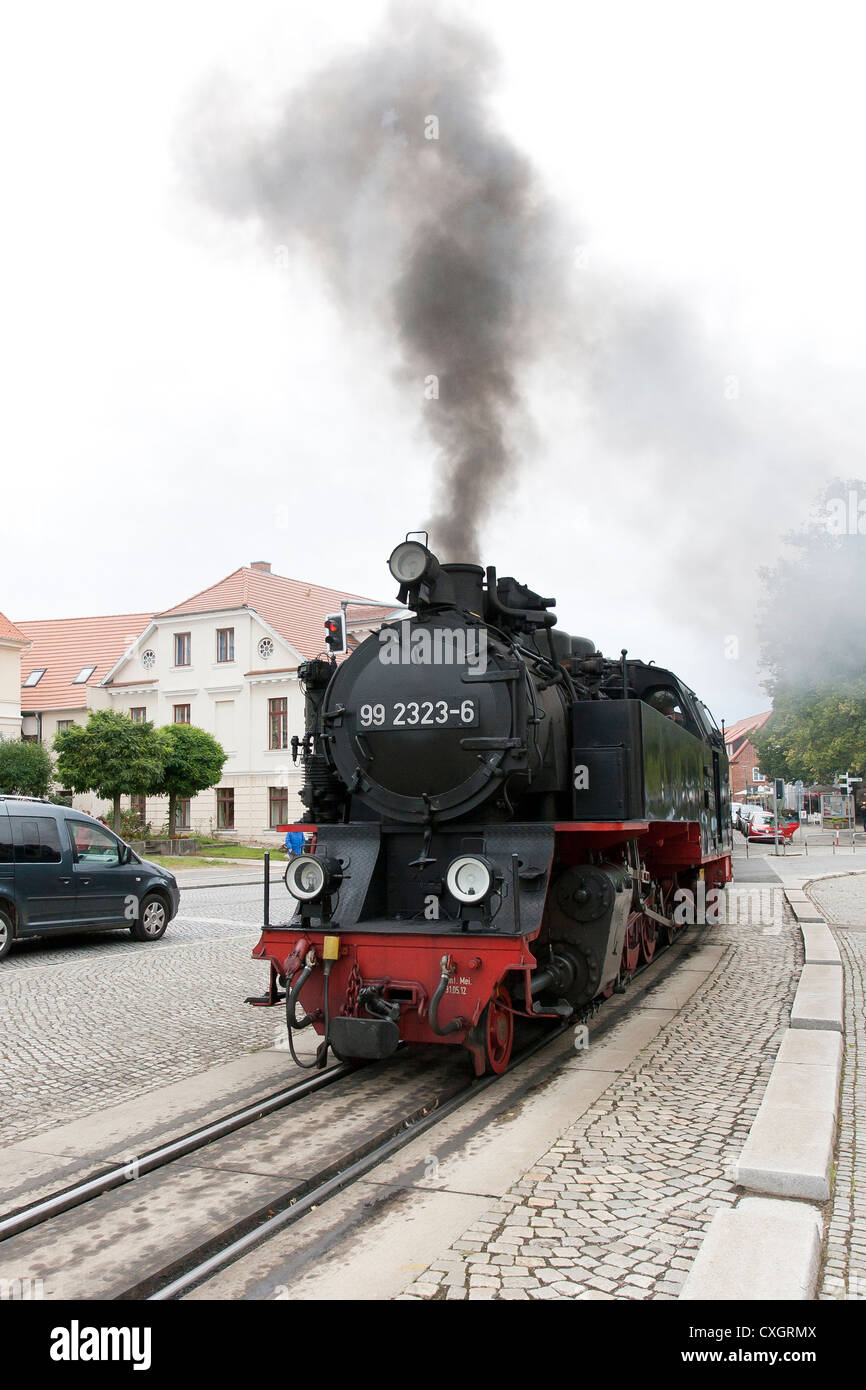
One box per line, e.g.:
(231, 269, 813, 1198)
(446, 854, 494, 905)
(285, 855, 342, 902)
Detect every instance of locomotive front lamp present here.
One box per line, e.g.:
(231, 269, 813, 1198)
(388, 540, 438, 586)
(285, 856, 343, 903)
(446, 855, 494, 905)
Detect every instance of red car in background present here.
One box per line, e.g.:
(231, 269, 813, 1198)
(747, 812, 798, 842)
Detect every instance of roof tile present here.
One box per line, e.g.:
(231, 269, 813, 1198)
(16, 614, 153, 711)
(158, 566, 396, 661)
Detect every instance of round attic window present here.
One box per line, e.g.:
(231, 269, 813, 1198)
(258, 638, 274, 661)
(141, 649, 156, 671)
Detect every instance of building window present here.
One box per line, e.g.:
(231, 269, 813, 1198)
(56, 720, 74, 733)
(216, 628, 235, 663)
(174, 704, 191, 724)
(174, 632, 191, 666)
(73, 665, 97, 684)
(269, 786, 289, 828)
(129, 707, 147, 724)
(175, 798, 191, 831)
(752, 767, 764, 782)
(216, 787, 234, 829)
(23, 668, 46, 687)
(269, 697, 288, 750)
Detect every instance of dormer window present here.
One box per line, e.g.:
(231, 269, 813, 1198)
(73, 665, 97, 684)
(24, 668, 45, 687)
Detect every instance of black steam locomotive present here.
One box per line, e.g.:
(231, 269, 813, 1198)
(252, 537, 731, 1074)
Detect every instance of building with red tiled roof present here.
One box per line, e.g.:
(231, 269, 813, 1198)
(9, 561, 400, 837)
(16, 614, 153, 739)
(0, 610, 30, 739)
(725, 710, 772, 799)
(155, 561, 395, 660)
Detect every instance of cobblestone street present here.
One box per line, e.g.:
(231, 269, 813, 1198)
(808, 873, 866, 1300)
(400, 892, 802, 1300)
(0, 884, 283, 1146)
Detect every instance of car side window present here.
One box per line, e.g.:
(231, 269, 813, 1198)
(0, 814, 11, 863)
(10, 815, 63, 864)
(68, 820, 120, 866)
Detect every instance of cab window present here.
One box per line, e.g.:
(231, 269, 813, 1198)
(11, 815, 63, 864)
(68, 821, 120, 865)
(645, 688, 686, 724)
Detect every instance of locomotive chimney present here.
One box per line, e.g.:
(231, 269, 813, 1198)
(437, 563, 485, 613)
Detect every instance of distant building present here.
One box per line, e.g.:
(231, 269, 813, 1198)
(724, 711, 772, 800)
(0, 612, 29, 740)
(15, 562, 397, 841)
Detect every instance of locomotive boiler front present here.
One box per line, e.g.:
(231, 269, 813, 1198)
(319, 562, 569, 824)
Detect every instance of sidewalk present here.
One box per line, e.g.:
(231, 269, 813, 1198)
(173, 858, 286, 891)
(802, 871, 866, 1299)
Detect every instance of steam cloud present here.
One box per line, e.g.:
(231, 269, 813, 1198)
(179, 2, 846, 701)
(177, 7, 571, 560)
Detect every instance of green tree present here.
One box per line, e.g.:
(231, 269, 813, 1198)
(753, 684, 866, 784)
(155, 724, 227, 838)
(54, 710, 165, 833)
(755, 479, 866, 799)
(0, 738, 53, 797)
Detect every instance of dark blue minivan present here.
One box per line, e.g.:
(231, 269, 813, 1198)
(0, 796, 180, 960)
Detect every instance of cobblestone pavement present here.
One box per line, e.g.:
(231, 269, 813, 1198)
(0, 885, 288, 1146)
(807, 874, 866, 1300)
(809, 872, 866, 926)
(400, 896, 802, 1301)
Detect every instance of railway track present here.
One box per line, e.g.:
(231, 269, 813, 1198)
(0, 927, 699, 1302)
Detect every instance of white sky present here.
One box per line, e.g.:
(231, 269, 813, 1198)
(2, 0, 864, 722)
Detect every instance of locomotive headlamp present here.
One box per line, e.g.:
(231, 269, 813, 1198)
(285, 855, 343, 902)
(446, 855, 494, 905)
(388, 540, 438, 586)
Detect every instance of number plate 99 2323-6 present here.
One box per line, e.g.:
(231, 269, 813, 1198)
(358, 699, 478, 730)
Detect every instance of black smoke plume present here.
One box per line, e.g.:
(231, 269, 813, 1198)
(177, 7, 571, 560)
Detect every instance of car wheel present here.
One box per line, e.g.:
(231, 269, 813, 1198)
(0, 908, 13, 961)
(130, 892, 169, 943)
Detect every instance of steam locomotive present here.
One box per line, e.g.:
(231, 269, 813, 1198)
(251, 537, 732, 1075)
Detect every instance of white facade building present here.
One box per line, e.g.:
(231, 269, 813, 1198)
(15, 563, 395, 843)
(0, 612, 28, 740)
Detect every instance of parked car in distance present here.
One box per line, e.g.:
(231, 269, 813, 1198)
(0, 796, 180, 961)
(747, 812, 798, 843)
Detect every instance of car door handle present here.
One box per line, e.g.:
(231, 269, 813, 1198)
(79, 878, 92, 886)
(59, 877, 72, 886)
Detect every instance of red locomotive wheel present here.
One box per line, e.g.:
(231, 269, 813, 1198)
(482, 986, 514, 1075)
(621, 917, 640, 975)
(639, 915, 657, 964)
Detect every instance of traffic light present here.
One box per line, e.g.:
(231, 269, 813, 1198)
(774, 778, 784, 800)
(324, 611, 347, 655)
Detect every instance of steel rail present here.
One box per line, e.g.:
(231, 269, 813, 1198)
(0, 1058, 357, 1243)
(145, 928, 699, 1301)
